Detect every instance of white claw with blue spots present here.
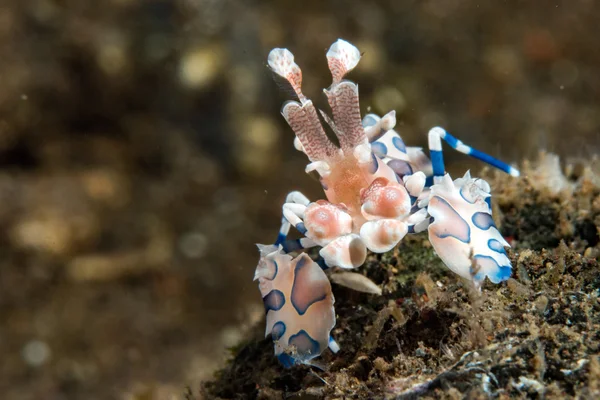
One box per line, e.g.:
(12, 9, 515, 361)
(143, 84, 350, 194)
(427, 173, 512, 289)
(254, 245, 336, 367)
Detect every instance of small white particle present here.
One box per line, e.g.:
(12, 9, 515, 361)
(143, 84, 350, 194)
(220, 326, 243, 347)
(22, 340, 51, 367)
(178, 232, 208, 259)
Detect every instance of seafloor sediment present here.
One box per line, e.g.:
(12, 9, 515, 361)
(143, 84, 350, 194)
(203, 154, 600, 399)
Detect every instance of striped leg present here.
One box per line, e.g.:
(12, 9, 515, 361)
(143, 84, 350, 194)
(275, 191, 311, 245)
(279, 237, 317, 253)
(276, 243, 336, 273)
(407, 216, 433, 234)
(428, 127, 520, 182)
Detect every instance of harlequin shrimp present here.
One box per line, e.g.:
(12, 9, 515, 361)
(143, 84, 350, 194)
(254, 39, 520, 367)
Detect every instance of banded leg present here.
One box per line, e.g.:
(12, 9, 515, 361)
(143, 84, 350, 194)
(407, 216, 433, 234)
(275, 191, 310, 245)
(428, 127, 520, 182)
(279, 237, 317, 254)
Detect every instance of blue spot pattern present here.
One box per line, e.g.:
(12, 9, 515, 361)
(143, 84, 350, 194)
(263, 289, 285, 313)
(369, 153, 379, 174)
(387, 160, 413, 177)
(362, 115, 386, 141)
(371, 141, 388, 157)
(392, 136, 406, 153)
(271, 321, 286, 340)
(432, 196, 471, 243)
(472, 255, 512, 283)
(459, 186, 475, 204)
(277, 353, 295, 368)
(362, 114, 378, 128)
(487, 238, 507, 254)
(472, 212, 495, 230)
(291, 256, 327, 315)
(268, 260, 279, 280)
(288, 330, 321, 357)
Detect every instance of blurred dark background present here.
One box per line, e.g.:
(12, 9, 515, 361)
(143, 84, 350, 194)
(0, 0, 598, 398)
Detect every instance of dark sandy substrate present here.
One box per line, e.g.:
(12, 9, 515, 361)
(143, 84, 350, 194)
(202, 155, 600, 400)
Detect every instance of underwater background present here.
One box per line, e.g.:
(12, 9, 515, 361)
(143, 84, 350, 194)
(0, 1, 598, 398)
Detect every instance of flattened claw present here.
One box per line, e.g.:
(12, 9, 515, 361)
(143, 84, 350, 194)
(427, 173, 513, 287)
(255, 248, 336, 367)
(360, 219, 408, 253)
(319, 234, 367, 269)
